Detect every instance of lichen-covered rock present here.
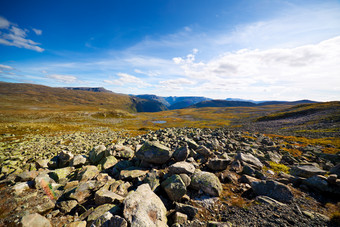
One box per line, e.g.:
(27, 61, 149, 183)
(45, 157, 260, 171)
(161, 174, 187, 201)
(303, 175, 340, 195)
(58, 200, 78, 213)
(173, 146, 190, 162)
(77, 165, 99, 182)
(120, 167, 149, 181)
(87, 204, 120, 222)
(89, 145, 107, 165)
(58, 150, 74, 168)
(195, 145, 212, 157)
(175, 203, 199, 220)
(67, 221, 87, 227)
(20, 213, 52, 227)
(290, 165, 326, 178)
(113, 144, 135, 159)
(69, 181, 96, 203)
(12, 182, 30, 195)
(207, 158, 230, 171)
(100, 156, 118, 170)
(95, 188, 125, 205)
(35, 159, 49, 169)
(123, 184, 167, 227)
(173, 212, 187, 225)
(49, 167, 74, 183)
(136, 141, 173, 164)
(235, 152, 263, 169)
(169, 162, 195, 175)
(144, 170, 160, 191)
(16, 170, 38, 182)
(92, 212, 127, 227)
(190, 170, 223, 197)
(251, 180, 293, 203)
(71, 155, 87, 167)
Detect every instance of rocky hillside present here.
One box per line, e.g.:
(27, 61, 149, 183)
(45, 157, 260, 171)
(63, 87, 113, 93)
(241, 102, 340, 138)
(0, 82, 166, 113)
(0, 127, 339, 226)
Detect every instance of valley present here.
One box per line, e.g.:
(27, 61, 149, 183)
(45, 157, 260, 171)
(0, 82, 339, 226)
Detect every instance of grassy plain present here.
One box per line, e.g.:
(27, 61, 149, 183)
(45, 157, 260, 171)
(1, 82, 339, 153)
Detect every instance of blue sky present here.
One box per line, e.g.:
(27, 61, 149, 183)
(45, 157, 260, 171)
(1, 0, 340, 101)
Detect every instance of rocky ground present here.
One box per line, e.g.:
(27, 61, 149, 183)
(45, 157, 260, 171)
(0, 127, 339, 227)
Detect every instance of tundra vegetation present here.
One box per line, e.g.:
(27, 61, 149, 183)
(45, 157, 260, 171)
(0, 83, 339, 226)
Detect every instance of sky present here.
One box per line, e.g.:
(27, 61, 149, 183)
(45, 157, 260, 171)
(1, 0, 340, 101)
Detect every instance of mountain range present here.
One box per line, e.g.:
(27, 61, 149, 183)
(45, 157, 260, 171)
(0, 82, 317, 112)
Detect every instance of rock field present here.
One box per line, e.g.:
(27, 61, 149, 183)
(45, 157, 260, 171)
(0, 127, 339, 226)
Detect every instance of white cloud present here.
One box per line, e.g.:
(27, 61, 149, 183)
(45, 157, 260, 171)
(0, 16, 10, 29)
(158, 78, 196, 91)
(46, 74, 77, 83)
(32, 28, 42, 35)
(134, 69, 160, 77)
(0, 16, 44, 52)
(104, 73, 151, 88)
(0, 64, 14, 70)
(172, 36, 340, 100)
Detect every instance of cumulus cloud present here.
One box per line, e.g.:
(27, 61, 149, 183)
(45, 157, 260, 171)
(104, 73, 151, 88)
(46, 74, 77, 83)
(172, 36, 340, 100)
(0, 16, 44, 52)
(32, 28, 42, 35)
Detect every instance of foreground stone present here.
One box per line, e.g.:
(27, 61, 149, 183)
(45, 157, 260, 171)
(252, 180, 294, 203)
(20, 213, 52, 227)
(161, 174, 187, 201)
(236, 152, 263, 169)
(290, 165, 327, 178)
(136, 141, 173, 164)
(190, 170, 223, 197)
(123, 184, 167, 227)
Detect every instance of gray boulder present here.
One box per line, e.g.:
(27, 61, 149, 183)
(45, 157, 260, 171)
(112, 144, 135, 159)
(290, 165, 326, 178)
(58, 150, 74, 168)
(95, 189, 125, 205)
(20, 213, 52, 227)
(58, 200, 78, 213)
(251, 180, 294, 203)
(173, 146, 190, 162)
(303, 175, 340, 195)
(87, 204, 120, 222)
(136, 141, 173, 164)
(77, 165, 99, 182)
(71, 155, 87, 167)
(161, 174, 187, 201)
(89, 145, 107, 165)
(169, 162, 195, 175)
(207, 158, 230, 171)
(235, 152, 263, 169)
(195, 145, 213, 157)
(123, 184, 167, 227)
(92, 212, 127, 227)
(190, 170, 223, 197)
(330, 163, 340, 177)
